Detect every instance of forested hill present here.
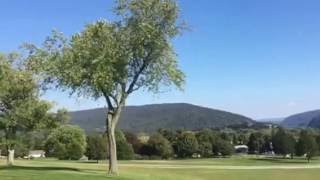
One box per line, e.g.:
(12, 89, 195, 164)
(69, 103, 254, 133)
(281, 110, 320, 128)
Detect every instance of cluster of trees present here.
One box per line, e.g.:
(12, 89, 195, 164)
(245, 127, 320, 162)
(0, 53, 72, 165)
(85, 129, 234, 161)
(84, 127, 320, 163)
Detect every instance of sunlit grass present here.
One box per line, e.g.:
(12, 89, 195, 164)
(1, 156, 320, 180)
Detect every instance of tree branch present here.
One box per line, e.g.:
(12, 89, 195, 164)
(126, 50, 153, 94)
(102, 92, 114, 112)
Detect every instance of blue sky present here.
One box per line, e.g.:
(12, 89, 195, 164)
(1, 0, 320, 119)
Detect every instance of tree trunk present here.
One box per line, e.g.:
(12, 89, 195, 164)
(7, 149, 14, 166)
(105, 95, 125, 175)
(106, 112, 119, 175)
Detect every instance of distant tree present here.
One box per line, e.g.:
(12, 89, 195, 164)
(116, 130, 134, 160)
(316, 135, 320, 152)
(237, 134, 248, 145)
(196, 129, 213, 157)
(22, 130, 48, 152)
(45, 125, 87, 160)
(158, 129, 177, 143)
(175, 132, 198, 158)
(262, 134, 273, 152)
(53, 108, 70, 125)
(85, 134, 108, 162)
(212, 136, 233, 157)
(296, 130, 318, 162)
(26, 0, 185, 175)
(272, 128, 295, 158)
(124, 132, 142, 154)
(146, 133, 173, 159)
(220, 132, 231, 142)
(247, 132, 265, 154)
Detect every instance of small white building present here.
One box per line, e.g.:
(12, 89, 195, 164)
(28, 150, 46, 158)
(234, 145, 248, 154)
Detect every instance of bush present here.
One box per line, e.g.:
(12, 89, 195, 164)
(45, 125, 86, 160)
(196, 129, 214, 157)
(175, 132, 198, 158)
(85, 134, 108, 161)
(124, 132, 143, 154)
(212, 137, 233, 157)
(146, 133, 173, 159)
(116, 130, 134, 160)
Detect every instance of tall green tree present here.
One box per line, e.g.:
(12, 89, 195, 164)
(296, 130, 318, 162)
(175, 132, 198, 158)
(146, 133, 173, 159)
(85, 134, 108, 162)
(247, 132, 265, 154)
(26, 0, 184, 175)
(212, 136, 234, 156)
(124, 132, 142, 154)
(196, 129, 213, 157)
(115, 130, 134, 160)
(272, 128, 296, 158)
(0, 54, 54, 165)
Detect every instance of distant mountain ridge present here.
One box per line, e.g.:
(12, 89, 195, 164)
(281, 109, 320, 128)
(256, 117, 284, 125)
(69, 103, 254, 133)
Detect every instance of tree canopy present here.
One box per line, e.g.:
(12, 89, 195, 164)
(25, 0, 185, 175)
(0, 53, 59, 165)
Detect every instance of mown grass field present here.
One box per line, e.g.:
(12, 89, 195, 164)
(1, 156, 320, 180)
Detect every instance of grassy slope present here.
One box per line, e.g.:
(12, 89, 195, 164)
(1, 157, 320, 180)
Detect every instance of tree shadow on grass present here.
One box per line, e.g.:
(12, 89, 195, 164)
(0, 165, 81, 172)
(249, 157, 309, 164)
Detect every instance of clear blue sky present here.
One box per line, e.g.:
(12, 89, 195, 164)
(1, 0, 320, 119)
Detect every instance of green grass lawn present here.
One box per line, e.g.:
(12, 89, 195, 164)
(1, 156, 320, 180)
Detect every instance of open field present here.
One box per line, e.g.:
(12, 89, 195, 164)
(1, 157, 320, 180)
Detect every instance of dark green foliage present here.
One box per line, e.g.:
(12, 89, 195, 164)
(13, 140, 28, 158)
(45, 125, 86, 160)
(197, 142, 213, 157)
(196, 129, 213, 157)
(272, 128, 296, 157)
(247, 132, 265, 154)
(145, 133, 173, 159)
(85, 134, 108, 161)
(158, 129, 177, 143)
(212, 137, 233, 156)
(23, 130, 49, 151)
(316, 135, 320, 152)
(175, 132, 198, 158)
(220, 132, 231, 141)
(235, 134, 249, 145)
(296, 130, 318, 162)
(262, 134, 273, 152)
(124, 132, 142, 154)
(0, 54, 59, 165)
(115, 130, 134, 160)
(69, 104, 254, 133)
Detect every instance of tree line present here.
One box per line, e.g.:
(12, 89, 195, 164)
(4, 125, 319, 163)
